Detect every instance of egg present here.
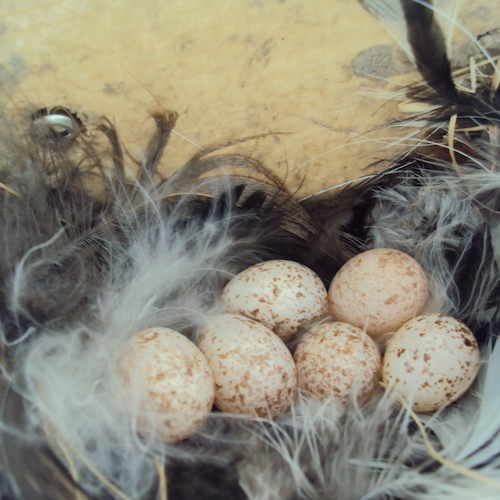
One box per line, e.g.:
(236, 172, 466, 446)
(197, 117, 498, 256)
(382, 314, 480, 412)
(328, 248, 429, 340)
(119, 327, 215, 442)
(220, 259, 328, 342)
(198, 313, 297, 418)
(294, 322, 382, 407)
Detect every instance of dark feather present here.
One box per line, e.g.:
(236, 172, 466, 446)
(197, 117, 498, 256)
(401, 0, 461, 103)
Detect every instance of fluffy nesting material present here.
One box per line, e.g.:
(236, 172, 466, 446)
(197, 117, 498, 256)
(1, 1, 500, 499)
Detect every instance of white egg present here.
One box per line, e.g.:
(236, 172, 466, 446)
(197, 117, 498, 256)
(328, 248, 429, 340)
(198, 313, 297, 418)
(119, 327, 215, 442)
(382, 314, 480, 412)
(294, 322, 382, 407)
(220, 259, 328, 342)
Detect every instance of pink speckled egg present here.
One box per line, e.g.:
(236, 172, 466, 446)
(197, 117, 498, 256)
(198, 313, 297, 418)
(220, 260, 328, 343)
(120, 327, 215, 442)
(328, 248, 429, 340)
(382, 314, 480, 412)
(294, 322, 382, 407)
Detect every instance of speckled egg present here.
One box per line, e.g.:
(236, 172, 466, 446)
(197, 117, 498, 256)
(220, 260, 328, 342)
(328, 248, 429, 340)
(198, 313, 297, 418)
(382, 314, 480, 412)
(294, 322, 382, 407)
(119, 327, 215, 442)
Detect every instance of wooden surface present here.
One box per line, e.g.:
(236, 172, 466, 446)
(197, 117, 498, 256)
(0, 0, 499, 196)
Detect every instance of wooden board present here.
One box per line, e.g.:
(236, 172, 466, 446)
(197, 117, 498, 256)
(0, 0, 499, 196)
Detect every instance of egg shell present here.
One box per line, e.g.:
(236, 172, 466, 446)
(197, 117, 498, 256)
(328, 248, 429, 339)
(120, 327, 215, 442)
(198, 313, 297, 418)
(294, 322, 382, 407)
(382, 314, 480, 412)
(220, 259, 328, 342)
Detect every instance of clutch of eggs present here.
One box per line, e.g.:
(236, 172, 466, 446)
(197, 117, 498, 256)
(118, 251, 482, 442)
